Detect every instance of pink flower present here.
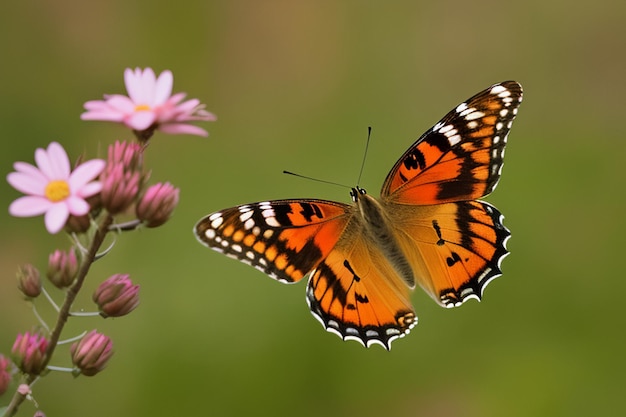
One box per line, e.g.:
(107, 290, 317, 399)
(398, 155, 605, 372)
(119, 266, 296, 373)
(0, 354, 12, 396)
(12, 332, 48, 375)
(100, 141, 144, 214)
(136, 182, 180, 227)
(81, 67, 216, 137)
(93, 273, 140, 318)
(70, 330, 113, 376)
(7, 142, 105, 234)
(47, 248, 79, 289)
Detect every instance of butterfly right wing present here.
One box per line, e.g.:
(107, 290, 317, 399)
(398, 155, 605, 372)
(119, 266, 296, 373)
(381, 81, 523, 204)
(194, 199, 353, 284)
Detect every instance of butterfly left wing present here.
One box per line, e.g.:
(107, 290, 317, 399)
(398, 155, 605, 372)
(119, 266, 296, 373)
(382, 81, 523, 204)
(195, 199, 352, 283)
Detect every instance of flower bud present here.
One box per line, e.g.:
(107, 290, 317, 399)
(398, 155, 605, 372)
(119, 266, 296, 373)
(70, 330, 113, 377)
(100, 141, 144, 215)
(65, 213, 91, 234)
(0, 354, 12, 396)
(109, 140, 143, 171)
(136, 182, 180, 227)
(93, 274, 140, 318)
(47, 248, 79, 288)
(11, 332, 48, 375)
(17, 264, 41, 299)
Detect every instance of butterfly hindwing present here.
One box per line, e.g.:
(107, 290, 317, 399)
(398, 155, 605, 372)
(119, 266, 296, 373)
(195, 200, 352, 283)
(385, 200, 510, 307)
(382, 81, 523, 205)
(306, 222, 417, 349)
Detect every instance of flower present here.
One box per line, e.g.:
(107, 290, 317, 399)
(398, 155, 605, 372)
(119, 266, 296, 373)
(47, 248, 79, 289)
(7, 142, 105, 234)
(136, 182, 180, 227)
(81, 67, 216, 137)
(70, 330, 113, 377)
(93, 274, 140, 318)
(12, 332, 48, 375)
(17, 264, 42, 299)
(100, 141, 144, 214)
(0, 354, 12, 396)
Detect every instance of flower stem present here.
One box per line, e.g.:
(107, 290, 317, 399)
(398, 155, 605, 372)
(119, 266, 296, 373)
(2, 213, 114, 417)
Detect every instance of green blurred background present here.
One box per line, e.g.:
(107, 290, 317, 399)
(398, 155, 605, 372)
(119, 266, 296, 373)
(1, 1, 625, 416)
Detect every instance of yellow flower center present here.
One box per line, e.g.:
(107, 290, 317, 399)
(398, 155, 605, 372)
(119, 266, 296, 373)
(45, 180, 70, 202)
(134, 104, 151, 112)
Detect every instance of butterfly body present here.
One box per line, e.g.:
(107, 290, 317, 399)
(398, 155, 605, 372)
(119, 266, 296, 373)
(195, 81, 523, 349)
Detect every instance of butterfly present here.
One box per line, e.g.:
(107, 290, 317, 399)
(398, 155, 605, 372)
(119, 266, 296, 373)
(195, 81, 523, 349)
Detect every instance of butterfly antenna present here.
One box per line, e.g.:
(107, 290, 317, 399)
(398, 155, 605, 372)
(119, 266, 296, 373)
(356, 127, 372, 186)
(282, 170, 350, 190)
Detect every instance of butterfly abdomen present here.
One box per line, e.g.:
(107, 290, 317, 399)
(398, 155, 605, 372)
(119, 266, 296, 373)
(352, 188, 416, 289)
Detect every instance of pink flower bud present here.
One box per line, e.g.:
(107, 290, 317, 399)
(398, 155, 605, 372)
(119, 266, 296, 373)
(70, 330, 113, 377)
(93, 274, 140, 318)
(11, 332, 48, 375)
(109, 140, 143, 171)
(100, 141, 144, 214)
(17, 264, 41, 299)
(0, 354, 12, 396)
(136, 182, 180, 227)
(47, 248, 79, 288)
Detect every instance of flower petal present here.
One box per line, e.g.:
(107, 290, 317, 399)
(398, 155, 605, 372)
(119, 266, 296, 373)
(46, 142, 71, 179)
(105, 95, 136, 113)
(159, 123, 209, 137)
(65, 196, 90, 216)
(77, 181, 102, 198)
(13, 162, 48, 182)
(9, 196, 53, 217)
(126, 67, 156, 104)
(81, 100, 126, 121)
(153, 70, 173, 105)
(44, 203, 70, 234)
(35, 142, 70, 180)
(125, 111, 156, 130)
(7, 172, 46, 195)
(68, 159, 106, 191)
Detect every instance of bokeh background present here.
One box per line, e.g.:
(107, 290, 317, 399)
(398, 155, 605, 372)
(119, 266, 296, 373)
(1, 1, 625, 416)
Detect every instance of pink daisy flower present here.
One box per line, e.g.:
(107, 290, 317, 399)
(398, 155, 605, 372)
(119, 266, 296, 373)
(80, 67, 216, 137)
(7, 142, 105, 234)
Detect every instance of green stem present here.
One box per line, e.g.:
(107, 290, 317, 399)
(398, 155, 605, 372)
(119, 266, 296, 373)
(3, 213, 113, 417)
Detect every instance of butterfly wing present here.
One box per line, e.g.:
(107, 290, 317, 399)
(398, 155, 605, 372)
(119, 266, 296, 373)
(194, 199, 352, 283)
(195, 198, 418, 349)
(380, 81, 522, 308)
(382, 81, 523, 204)
(385, 200, 510, 307)
(306, 218, 417, 349)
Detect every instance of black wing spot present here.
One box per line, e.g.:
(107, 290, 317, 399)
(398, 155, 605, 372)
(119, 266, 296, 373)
(343, 260, 361, 282)
(403, 148, 427, 171)
(432, 220, 445, 246)
(446, 251, 462, 267)
(299, 202, 324, 222)
(355, 293, 369, 304)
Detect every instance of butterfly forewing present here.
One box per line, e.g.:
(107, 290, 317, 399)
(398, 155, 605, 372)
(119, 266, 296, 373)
(382, 81, 522, 205)
(195, 200, 352, 283)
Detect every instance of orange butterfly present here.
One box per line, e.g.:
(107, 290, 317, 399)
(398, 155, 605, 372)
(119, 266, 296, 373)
(195, 81, 523, 349)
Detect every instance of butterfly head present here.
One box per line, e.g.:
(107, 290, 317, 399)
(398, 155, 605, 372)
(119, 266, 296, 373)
(349, 186, 367, 203)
